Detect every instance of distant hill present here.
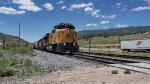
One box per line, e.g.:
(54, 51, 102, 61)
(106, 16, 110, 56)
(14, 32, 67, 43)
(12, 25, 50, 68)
(0, 33, 32, 47)
(78, 26, 150, 39)
(78, 32, 150, 46)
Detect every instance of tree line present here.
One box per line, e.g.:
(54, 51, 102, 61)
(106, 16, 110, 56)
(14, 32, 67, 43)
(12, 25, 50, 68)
(78, 26, 150, 39)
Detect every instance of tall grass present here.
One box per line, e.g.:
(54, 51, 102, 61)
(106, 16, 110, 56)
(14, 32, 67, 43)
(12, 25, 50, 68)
(22, 59, 42, 76)
(0, 47, 36, 77)
(9, 47, 35, 55)
(0, 50, 16, 77)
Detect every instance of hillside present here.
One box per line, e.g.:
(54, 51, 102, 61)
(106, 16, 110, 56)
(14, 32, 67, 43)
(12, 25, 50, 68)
(78, 26, 150, 39)
(0, 33, 32, 47)
(78, 32, 150, 46)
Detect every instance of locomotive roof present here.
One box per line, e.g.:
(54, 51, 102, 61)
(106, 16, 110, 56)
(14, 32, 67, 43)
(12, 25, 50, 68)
(54, 23, 75, 29)
(43, 33, 49, 39)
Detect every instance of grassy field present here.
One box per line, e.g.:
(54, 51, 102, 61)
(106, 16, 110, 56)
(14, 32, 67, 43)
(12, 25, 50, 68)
(78, 32, 150, 57)
(0, 47, 40, 77)
(78, 32, 150, 46)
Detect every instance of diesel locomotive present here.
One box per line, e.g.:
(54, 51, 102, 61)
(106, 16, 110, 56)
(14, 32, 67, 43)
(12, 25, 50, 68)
(33, 23, 79, 53)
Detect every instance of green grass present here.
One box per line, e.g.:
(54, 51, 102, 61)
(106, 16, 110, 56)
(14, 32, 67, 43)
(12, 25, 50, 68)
(0, 50, 16, 77)
(22, 59, 42, 76)
(78, 32, 150, 46)
(1, 47, 35, 56)
(9, 47, 35, 55)
(0, 47, 37, 77)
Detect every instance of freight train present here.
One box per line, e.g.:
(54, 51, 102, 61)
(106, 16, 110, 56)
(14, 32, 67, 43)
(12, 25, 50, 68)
(33, 23, 79, 54)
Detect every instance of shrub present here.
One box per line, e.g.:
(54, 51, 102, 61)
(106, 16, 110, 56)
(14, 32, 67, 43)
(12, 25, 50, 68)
(22, 59, 42, 75)
(0, 67, 14, 77)
(111, 70, 118, 74)
(0, 51, 16, 77)
(124, 69, 131, 74)
(9, 47, 33, 54)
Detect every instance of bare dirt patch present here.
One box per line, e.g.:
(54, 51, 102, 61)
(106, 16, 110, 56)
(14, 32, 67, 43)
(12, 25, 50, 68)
(18, 66, 150, 84)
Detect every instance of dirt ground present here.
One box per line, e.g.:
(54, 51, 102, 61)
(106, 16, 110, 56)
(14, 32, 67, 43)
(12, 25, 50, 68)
(19, 66, 150, 84)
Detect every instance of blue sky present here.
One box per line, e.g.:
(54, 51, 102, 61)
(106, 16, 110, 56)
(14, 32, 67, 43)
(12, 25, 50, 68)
(0, 0, 150, 42)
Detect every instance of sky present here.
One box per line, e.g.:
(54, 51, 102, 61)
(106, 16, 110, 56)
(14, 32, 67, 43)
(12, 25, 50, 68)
(0, 0, 150, 42)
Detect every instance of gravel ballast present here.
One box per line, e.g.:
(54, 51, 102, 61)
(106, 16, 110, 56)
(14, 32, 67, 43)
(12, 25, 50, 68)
(31, 50, 95, 70)
(0, 50, 96, 84)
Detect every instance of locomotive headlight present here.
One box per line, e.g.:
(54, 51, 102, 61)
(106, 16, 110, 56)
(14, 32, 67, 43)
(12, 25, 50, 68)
(73, 44, 76, 45)
(64, 43, 66, 45)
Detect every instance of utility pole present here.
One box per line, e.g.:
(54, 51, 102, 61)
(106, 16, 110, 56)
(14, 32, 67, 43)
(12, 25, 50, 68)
(19, 23, 21, 47)
(89, 36, 92, 53)
(118, 36, 121, 47)
(2, 36, 5, 49)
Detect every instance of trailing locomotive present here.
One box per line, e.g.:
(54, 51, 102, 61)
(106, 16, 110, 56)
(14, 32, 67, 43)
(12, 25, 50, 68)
(33, 23, 79, 54)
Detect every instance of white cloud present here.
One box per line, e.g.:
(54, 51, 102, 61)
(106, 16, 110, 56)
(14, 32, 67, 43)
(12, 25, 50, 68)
(0, 0, 11, 5)
(12, 0, 42, 12)
(144, 0, 150, 4)
(108, 14, 116, 19)
(69, 2, 93, 10)
(43, 3, 54, 11)
(115, 23, 129, 28)
(116, 2, 123, 6)
(116, 2, 123, 8)
(100, 21, 110, 25)
(57, 0, 64, 4)
(131, 6, 150, 11)
(68, 2, 100, 18)
(84, 7, 100, 17)
(91, 9, 100, 18)
(61, 6, 66, 9)
(84, 7, 94, 12)
(86, 23, 98, 27)
(115, 2, 128, 9)
(123, 5, 128, 7)
(101, 14, 116, 19)
(0, 6, 25, 15)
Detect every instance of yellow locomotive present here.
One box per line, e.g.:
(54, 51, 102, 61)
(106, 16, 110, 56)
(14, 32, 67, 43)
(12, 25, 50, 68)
(34, 23, 79, 53)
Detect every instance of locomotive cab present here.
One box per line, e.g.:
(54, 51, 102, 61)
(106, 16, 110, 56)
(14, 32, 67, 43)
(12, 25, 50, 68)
(56, 28, 79, 53)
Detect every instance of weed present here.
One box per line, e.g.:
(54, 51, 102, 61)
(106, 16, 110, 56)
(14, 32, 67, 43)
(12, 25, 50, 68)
(9, 47, 34, 55)
(111, 70, 118, 74)
(0, 47, 38, 77)
(124, 69, 131, 74)
(47, 64, 55, 72)
(22, 59, 42, 75)
(0, 67, 14, 77)
(0, 51, 16, 77)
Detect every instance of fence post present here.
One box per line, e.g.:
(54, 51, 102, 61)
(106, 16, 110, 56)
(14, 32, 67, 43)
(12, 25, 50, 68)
(2, 36, 5, 49)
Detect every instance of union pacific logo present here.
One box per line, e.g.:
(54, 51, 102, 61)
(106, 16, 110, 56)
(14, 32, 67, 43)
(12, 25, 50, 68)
(136, 41, 142, 46)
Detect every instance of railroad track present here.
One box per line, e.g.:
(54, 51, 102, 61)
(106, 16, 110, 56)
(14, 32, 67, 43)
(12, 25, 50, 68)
(72, 52, 150, 74)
